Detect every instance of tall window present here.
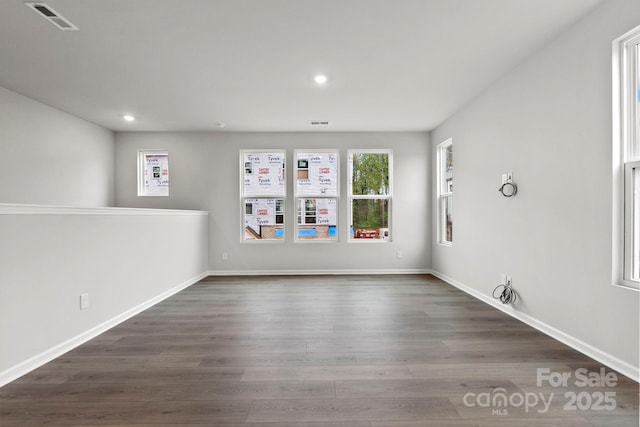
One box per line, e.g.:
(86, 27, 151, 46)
(241, 151, 286, 241)
(295, 151, 339, 241)
(348, 150, 392, 241)
(437, 139, 453, 246)
(614, 26, 640, 289)
(137, 150, 169, 196)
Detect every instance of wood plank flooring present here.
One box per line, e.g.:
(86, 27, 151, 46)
(1, 274, 638, 426)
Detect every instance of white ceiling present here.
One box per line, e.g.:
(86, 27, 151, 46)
(0, 0, 602, 132)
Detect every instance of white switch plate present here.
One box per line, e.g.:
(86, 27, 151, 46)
(80, 293, 89, 310)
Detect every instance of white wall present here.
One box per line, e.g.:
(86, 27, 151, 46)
(431, 0, 639, 379)
(0, 89, 211, 386)
(0, 87, 114, 207)
(115, 131, 431, 274)
(0, 205, 209, 385)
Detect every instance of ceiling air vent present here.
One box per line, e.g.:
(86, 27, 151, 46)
(25, 2, 78, 30)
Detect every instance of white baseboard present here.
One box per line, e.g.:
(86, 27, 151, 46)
(0, 271, 208, 388)
(207, 269, 432, 276)
(429, 270, 640, 383)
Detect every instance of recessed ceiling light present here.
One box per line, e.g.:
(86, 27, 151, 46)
(123, 114, 135, 122)
(314, 74, 328, 85)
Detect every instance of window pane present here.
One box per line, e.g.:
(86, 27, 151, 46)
(351, 153, 389, 196)
(296, 152, 338, 196)
(443, 195, 453, 243)
(635, 43, 640, 160)
(633, 166, 639, 281)
(242, 152, 286, 197)
(297, 198, 338, 240)
(244, 198, 284, 240)
(351, 198, 389, 240)
(441, 144, 453, 194)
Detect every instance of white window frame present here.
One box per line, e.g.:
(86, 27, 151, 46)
(294, 149, 340, 242)
(437, 138, 453, 246)
(347, 149, 392, 242)
(613, 26, 640, 290)
(137, 149, 169, 197)
(240, 150, 286, 243)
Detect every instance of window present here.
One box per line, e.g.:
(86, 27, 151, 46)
(295, 151, 339, 241)
(137, 150, 169, 196)
(348, 150, 391, 241)
(241, 151, 286, 241)
(614, 26, 640, 289)
(437, 139, 453, 246)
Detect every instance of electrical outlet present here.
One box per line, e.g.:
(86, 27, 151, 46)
(222, 252, 228, 261)
(501, 174, 507, 184)
(80, 293, 89, 310)
(501, 273, 507, 284)
(396, 250, 403, 259)
(507, 172, 513, 183)
(506, 276, 512, 286)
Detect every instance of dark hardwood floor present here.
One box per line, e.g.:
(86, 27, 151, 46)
(1, 274, 638, 426)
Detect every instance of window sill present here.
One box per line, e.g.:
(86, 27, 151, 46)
(613, 280, 640, 292)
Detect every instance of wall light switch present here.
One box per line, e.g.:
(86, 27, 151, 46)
(80, 293, 90, 310)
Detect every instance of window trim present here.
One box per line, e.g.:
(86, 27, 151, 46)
(347, 149, 393, 243)
(436, 138, 453, 247)
(613, 26, 640, 290)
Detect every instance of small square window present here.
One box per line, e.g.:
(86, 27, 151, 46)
(137, 150, 169, 197)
